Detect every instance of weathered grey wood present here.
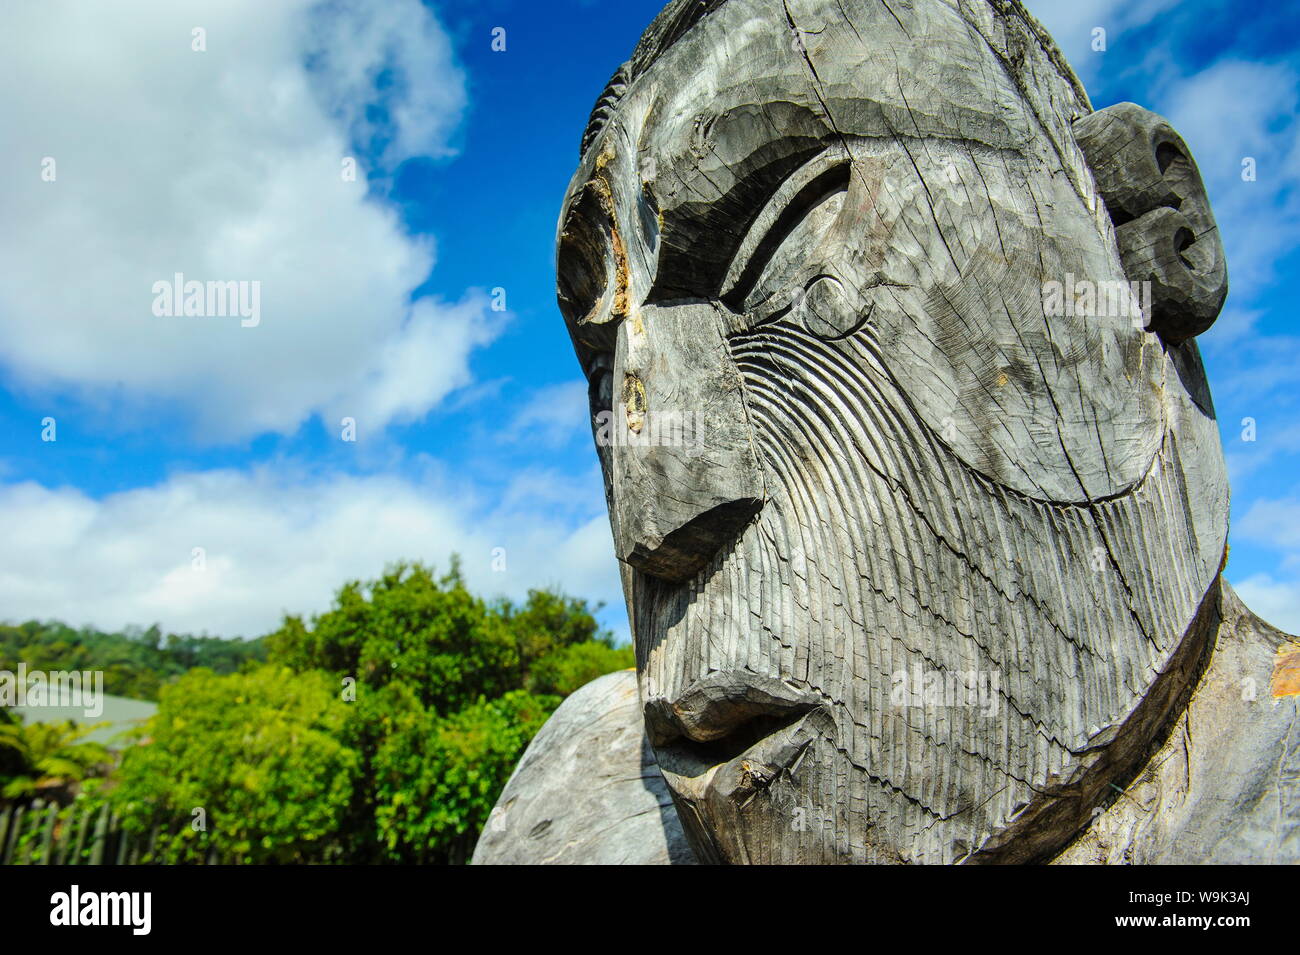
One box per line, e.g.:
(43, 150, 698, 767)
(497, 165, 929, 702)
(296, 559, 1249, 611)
(88, 803, 109, 865)
(1054, 581, 1299, 864)
(479, 581, 1298, 864)
(1073, 102, 1228, 343)
(552, 0, 1263, 864)
(471, 670, 695, 865)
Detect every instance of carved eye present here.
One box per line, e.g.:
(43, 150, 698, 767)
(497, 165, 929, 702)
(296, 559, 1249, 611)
(719, 161, 852, 334)
(558, 183, 616, 328)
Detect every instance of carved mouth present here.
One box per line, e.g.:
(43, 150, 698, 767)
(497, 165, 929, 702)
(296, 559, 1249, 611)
(653, 704, 832, 810)
(641, 671, 830, 814)
(654, 708, 814, 771)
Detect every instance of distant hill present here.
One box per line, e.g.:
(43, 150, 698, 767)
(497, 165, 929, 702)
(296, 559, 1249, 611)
(0, 620, 266, 702)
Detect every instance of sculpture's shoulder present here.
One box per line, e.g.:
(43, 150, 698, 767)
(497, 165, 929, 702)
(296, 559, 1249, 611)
(1054, 581, 1300, 864)
(471, 669, 696, 865)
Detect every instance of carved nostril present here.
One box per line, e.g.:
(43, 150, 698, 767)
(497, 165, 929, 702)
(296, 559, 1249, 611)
(1173, 226, 1196, 269)
(1155, 140, 1183, 175)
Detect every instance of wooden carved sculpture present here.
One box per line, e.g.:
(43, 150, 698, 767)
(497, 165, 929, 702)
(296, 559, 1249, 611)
(542, 0, 1297, 864)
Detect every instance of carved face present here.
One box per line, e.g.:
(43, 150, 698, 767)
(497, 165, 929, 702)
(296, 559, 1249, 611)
(559, 0, 1228, 863)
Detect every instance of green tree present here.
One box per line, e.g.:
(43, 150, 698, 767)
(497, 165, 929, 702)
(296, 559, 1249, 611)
(10, 560, 635, 864)
(503, 588, 610, 674)
(373, 689, 557, 864)
(0, 713, 112, 800)
(266, 561, 522, 715)
(0, 620, 264, 701)
(527, 640, 635, 696)
(111, 665, 358, 864)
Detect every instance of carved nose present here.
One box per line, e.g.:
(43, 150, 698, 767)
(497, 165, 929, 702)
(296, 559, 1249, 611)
(620, 497, 761, 582)
(643, 672, 823, 747)
(611, 302, 765, 583)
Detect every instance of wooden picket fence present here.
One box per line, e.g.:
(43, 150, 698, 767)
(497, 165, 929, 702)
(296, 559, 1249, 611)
(0, 799, 180, 865)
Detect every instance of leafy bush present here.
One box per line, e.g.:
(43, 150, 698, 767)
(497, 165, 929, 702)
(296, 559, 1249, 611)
(12, 559, 631, 864)
(266, 561, 521, 714)
(111, 665, 358, 864)
(373, 690, 557, 864)
(0, 713, 112, 800)
(527, 640, 634, 696)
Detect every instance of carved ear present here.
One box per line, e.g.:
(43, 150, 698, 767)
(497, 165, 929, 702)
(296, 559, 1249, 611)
(1073, 102, 1228, 344)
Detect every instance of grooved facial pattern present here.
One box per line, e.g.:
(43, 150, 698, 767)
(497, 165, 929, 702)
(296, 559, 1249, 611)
(637, 318, 1218, 863)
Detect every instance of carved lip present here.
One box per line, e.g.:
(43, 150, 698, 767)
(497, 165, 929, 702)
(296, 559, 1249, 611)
(643, 672, 822, 746)
(653, 703, 833, 808)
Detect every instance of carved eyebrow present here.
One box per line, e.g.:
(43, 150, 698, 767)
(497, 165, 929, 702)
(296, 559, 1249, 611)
(643, 144, 828, 304)
(719, 155, 851, 310)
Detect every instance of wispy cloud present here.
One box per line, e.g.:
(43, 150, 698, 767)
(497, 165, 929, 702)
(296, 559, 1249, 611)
(1230, 497, 1300, 632)
(305, 0, 468, 173)
(506, 380, 589, 449)
(1027, 0, 1181, 86)
(0, 0, 494, 442)
(0, 465, 621, 639)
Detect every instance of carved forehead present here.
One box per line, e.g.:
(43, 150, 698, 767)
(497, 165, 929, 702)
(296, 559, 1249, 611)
(573, 0, 1087, 174)
(561, 0, 1090, 270)
(557, 0, 1095, 357)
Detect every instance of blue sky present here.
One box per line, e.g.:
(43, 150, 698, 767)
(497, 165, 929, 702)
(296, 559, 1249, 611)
(0, 0, 1297, 641)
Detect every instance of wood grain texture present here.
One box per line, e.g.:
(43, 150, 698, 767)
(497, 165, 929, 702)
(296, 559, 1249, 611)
(470, 670, 696, 865)
(1053, 581, 1300, 864)
(551, 0, 1249, 864)
(474, 583, 1297, 863)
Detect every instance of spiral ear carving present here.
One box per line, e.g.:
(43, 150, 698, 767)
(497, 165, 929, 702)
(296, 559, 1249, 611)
(1073, 102, 1228, 344)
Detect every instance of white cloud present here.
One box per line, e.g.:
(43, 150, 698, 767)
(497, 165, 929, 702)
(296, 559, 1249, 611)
(507, 381, 589, 448)
(1229, 497, 1300, 634)
(334, 294, 505, 431)
(0, 468, 624, 641)
(1239, 497, 1300, 553)
(0, 0, 494, 442)
(1225, 416, 1300, 483)
(304, 0, 466, 170)
(1160, 59, 1300, 306)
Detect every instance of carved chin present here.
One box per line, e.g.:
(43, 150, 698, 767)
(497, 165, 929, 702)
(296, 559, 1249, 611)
(630, 325, 1221, 865)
